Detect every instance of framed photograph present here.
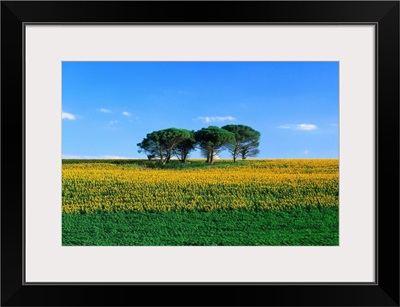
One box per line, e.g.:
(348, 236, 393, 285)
(2, 1, 399, 306)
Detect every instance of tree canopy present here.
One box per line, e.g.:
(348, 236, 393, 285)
(137, 128, 192, 164)
(194, 126, 236, 164)
(137, 125, 261, 164)
(173, 130, 196, 163)
(221, 124, 261, 162)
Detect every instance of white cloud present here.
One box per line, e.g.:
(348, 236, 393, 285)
(122, 111, 131, 117)
(129, 116, 141, 123)
(62, 155, 133, 159)
(99, 108, 111, 113)
(304, 150, 309, 155)
(296, 124, 317, 131)
(62, 112, 76, 120)
(102, 155, 133, 159)
(109, 120, 119, 125)
(278, 123, 318, 131)
(197, 116, 236, 123)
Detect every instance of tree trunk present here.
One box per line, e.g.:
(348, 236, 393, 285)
(159, 148, 164, 164)
(210, 148, 214, 165)
(233, 146, 239, 163)
(165, 149, 172, 163)
(182, 151, 188, 163)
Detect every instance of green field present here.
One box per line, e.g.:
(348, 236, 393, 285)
(63, 208, 338, 246)
(62, 159, 339, 246)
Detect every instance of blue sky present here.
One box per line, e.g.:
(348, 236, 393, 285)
(62, 62, 338, 159)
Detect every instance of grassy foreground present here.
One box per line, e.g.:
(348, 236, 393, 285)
(62, 159, 339, 246)
(62, 208, 338, 246)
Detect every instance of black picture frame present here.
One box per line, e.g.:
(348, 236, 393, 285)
(1, 1, 399, 306)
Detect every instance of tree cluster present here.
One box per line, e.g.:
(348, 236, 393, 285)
(137, 125, 261, 165)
